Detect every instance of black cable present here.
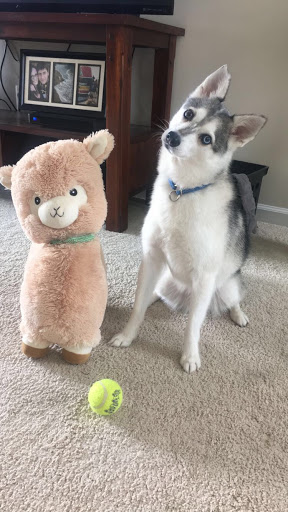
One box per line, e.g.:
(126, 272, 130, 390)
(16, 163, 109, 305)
(0, 98, 12, 110)
(7, 41, 19, 62)
(67, 43, 71, 52)
(0, 42, 17, 111)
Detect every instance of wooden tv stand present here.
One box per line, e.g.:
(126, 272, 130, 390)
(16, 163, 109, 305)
(0, 12, 184, 232)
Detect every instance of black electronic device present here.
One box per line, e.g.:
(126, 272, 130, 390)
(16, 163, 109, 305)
(28, 111, 105, 132)
(0, 0, 174, 15)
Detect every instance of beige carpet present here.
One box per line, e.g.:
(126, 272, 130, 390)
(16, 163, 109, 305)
(1, 188, 288, 512)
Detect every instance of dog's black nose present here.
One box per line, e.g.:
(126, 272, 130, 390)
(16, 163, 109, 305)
(166, 131, 181, 148)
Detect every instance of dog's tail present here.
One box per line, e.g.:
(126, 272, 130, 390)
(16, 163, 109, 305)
(209, 291, 228, 317)
(209, 273, 246, 316)
(155, 269, 228, 316)
(155, 269, 190, 314)
(156, 271, 245, 317)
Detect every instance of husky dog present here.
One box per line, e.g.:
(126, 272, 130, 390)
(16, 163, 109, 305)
(110, 65, 266, 373)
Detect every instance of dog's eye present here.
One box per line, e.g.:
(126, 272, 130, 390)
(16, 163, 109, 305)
(183, 109, 194, 121)
(70, 188, 78, 196)
(34, 197, 41, 205)
(200, 134, 212, 145)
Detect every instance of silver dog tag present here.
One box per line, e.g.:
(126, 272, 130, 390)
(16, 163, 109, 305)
(169, 189, 182, 201)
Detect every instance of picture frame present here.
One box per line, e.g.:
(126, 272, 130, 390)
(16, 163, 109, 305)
(19, 50, 106, 118)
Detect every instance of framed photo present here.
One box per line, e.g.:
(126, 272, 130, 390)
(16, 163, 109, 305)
(20, 50, 106, 117)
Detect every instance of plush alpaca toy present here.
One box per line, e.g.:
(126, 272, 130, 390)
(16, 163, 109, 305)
(0, 130, 114, 364)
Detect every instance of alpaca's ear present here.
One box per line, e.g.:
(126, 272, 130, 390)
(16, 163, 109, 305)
(83, 130, 115, 164)
(190, 65, 231, 101)
(0, 165, 13, 189)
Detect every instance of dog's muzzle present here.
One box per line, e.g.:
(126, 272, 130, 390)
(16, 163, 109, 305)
(165, 131, 181, 148)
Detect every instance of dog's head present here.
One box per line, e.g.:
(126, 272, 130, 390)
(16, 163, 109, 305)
(161, 66, 266, 184)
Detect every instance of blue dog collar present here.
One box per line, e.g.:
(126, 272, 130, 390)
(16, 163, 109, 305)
(168, 179, 212, 202)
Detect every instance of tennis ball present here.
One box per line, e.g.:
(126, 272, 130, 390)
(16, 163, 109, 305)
(88, 379, 123, 416)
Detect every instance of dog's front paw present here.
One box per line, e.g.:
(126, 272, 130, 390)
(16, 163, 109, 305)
(230, 308, 249, 327)
(109, 332, 133, 348)
(180, 353, 201, 374)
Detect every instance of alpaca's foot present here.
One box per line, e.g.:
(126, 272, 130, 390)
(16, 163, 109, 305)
(62, 346, 92, 365)
(21, 341, 50, 359)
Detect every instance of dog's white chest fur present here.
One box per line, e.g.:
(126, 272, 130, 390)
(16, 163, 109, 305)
(143, 177, 232, 283)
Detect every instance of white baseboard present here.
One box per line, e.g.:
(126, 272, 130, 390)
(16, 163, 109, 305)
(256, 203, 288, 227)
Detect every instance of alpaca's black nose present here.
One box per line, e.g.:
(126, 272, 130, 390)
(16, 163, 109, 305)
(166, 131, 181, 148)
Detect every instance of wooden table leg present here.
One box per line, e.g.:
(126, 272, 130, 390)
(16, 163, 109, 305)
(105, 25, 133, 232)
(151, 35, 176, 129)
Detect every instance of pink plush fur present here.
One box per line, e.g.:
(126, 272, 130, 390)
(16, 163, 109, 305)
(20, 239, 106, 349)
(0, 131, 114, 353)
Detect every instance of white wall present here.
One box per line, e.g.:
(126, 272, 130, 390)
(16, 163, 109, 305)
(143, 0, 288, 210)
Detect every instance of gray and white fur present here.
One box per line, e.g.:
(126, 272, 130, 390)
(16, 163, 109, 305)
(109, 65, 267, 373)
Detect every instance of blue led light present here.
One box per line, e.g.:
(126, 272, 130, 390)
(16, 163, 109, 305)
(32, 117, 37, 121)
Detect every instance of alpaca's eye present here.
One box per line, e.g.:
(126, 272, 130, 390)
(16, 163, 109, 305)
(200, 134, 212, 145)
(183, 109, 194, 121)
(34, 197, 41, 205)
(70, 189, 78, 196)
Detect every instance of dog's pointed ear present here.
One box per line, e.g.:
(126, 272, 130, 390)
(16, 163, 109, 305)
(83, 130, 115, 164)
(230, 114, 267, 147)
(0, 165, 13, 189)
(191, 65, 231, 101)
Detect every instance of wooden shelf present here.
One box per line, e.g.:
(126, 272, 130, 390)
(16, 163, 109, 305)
(0, 111, 156, 143)
(0, 12, 184, 231)
(0, 12, 184, 48)
(0, 110, 160, 198)
(0, 12, 185, 36)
